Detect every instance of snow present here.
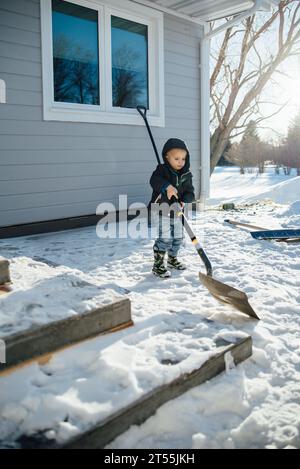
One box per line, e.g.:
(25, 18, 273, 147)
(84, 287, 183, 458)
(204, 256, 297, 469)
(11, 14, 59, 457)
(0, 258, 119, 337)
(209, 166, 300, 206)
(0, 166, 300, 449)
(278, 201, 300, 229)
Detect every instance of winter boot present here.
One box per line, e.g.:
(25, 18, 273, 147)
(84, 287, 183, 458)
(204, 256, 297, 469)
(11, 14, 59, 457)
(152, 251, 171, 278)
(167, 255, 186, 270)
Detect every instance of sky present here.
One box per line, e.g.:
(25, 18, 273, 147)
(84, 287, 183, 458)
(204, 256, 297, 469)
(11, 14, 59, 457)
(259, 55, 300, 141)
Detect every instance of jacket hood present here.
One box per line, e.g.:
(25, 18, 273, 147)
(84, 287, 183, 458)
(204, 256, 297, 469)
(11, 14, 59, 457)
(162, 138, 190, 173)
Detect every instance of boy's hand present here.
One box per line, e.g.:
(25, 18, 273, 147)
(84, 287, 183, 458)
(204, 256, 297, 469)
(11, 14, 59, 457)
(166, 185, 178, 200)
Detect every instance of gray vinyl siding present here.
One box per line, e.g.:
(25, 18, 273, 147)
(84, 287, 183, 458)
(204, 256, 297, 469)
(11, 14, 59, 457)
(0, 0, 203, 228)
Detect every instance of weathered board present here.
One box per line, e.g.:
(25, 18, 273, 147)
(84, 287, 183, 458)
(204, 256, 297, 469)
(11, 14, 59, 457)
(18, 336, 252, 449)
(0, 298, 132, 375)
(0, 286, 11, 297)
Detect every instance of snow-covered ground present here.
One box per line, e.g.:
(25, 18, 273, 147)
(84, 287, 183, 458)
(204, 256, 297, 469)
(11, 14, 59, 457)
(0, 258, 120, 337)
(209, 166, 300, 206)
(0, 167, 300, 449)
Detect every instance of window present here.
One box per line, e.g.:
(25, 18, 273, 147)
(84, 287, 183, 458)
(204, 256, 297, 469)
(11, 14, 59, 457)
(111, 16, 148, 109)
(41, 0, 164, 126)
(52, 0, 100, 105)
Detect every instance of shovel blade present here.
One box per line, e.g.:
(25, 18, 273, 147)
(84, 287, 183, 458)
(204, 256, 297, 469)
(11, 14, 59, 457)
(199, 273, 259, 320)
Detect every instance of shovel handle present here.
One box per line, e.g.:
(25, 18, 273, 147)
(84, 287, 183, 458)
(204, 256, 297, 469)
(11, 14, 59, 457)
(136, 106, 161, 165)
(136, 106, 148, 119)
(170, 197, 213, 276)
(180, 213, 213, 277)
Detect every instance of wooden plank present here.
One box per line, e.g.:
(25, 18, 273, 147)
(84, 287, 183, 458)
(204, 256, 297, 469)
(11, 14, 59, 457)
(283, 238, 300, 244)
(0, 319, 133, 378)
(225, 219, 266, 231)
(0, 298, 132, 375)
(0, 285, 12, 297)
(18, 336, 252, 449)
(0, 256, 11, 285)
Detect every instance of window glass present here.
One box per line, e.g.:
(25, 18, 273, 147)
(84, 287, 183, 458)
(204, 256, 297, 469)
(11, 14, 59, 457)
(52, 0, 100, 105)
(111, 16, 149, 109)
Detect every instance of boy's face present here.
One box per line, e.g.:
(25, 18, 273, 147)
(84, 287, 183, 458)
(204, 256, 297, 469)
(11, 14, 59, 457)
(165, 148, 187, 171)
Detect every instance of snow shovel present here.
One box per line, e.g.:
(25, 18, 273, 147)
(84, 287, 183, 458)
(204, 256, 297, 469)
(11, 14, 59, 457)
(225, 219, 300, 244)
(137, 105, 259, 320)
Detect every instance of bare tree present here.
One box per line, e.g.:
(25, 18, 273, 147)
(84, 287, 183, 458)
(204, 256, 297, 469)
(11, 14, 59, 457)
(225, 141, 250, 173)
(210, 1, 300, 174)
(259, 112, 300, 175)
(285, 110, 300, 174)
(53, 35, 99, 105)
(112, 44, 147, 108)
(225, 135, 270, 173)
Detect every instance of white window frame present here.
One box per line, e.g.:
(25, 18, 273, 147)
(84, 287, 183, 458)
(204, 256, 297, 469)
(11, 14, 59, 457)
(41, 0, 165, 126)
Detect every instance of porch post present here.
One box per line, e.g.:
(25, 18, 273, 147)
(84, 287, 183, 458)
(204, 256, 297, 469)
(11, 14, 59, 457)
(199, 23, 210, 210)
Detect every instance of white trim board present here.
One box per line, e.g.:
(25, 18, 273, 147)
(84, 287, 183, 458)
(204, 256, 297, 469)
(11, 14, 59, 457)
(0, 79, 6, 104)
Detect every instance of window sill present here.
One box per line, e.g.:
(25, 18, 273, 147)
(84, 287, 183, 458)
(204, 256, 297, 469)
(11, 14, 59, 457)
(44, 105, 165, 127)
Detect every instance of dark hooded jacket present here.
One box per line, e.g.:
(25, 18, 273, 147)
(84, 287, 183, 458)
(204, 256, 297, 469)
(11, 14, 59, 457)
(149, 138, 195, 206)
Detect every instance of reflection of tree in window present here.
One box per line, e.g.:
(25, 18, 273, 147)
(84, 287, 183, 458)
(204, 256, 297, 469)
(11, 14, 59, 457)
(112, 17, 149, 109)
(52, 0, 100, 105)
(53, 35, 99, 104)
(112, 44, 146, 108)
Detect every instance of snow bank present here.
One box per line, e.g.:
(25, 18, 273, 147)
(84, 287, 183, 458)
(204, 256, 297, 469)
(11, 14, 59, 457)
(209, 166, 300, 206)
(277, 201, 300, 229)
(279, 201, 300, 217)
(248, 177, 300, 205)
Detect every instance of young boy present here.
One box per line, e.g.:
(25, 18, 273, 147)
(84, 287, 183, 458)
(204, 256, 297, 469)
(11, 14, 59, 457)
(149, 138, 195, 278)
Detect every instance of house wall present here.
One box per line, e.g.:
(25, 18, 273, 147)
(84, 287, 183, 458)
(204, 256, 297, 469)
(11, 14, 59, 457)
(0, 0, 203, 228)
